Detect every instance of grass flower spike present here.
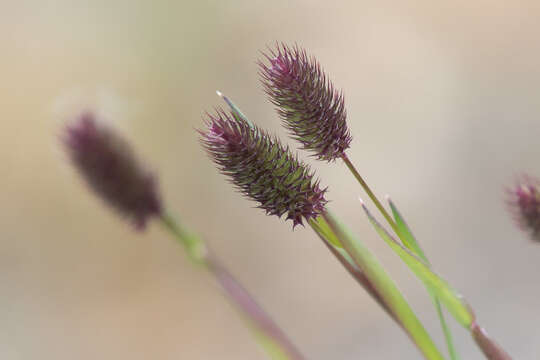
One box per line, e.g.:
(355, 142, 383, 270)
(261, 43, 512, 360)
(57, 39, 518, 360)
(200, 108, 327, 227)
(508, 176, 540, 241)
(64, 112, 162, 229)
(259, 44, 351, 161)
(62, 111, 305, 360)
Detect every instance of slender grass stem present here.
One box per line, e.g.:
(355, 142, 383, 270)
(321, 212, 446, 360)
(389, 198, 459, 360)
(342, 155, 462, 358)
(309, 218, 398, 325)
(343, 155, 512, 360)
(159, 213, 305, 360)
(341, 154, 399, 234)
(435, 299, 459, 360)
(471, 322, 512, 360)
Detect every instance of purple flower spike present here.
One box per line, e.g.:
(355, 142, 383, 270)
(200, 109, 327, 228)
(259, 43, 351, 161)
(63, 113, 162, 230)
(507, 175, 540, 241)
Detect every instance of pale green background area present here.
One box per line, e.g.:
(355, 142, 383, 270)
(1, 1, 540, 359)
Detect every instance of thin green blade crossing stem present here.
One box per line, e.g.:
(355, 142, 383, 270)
(323, 211, 446, 360)
(359, 201, 474, 328)
(434, 299, 459, 360)
(340, 126, 510, 359)
(342, 152, 460, 358)
(388, 198, 459, 360)
(387, 202, 512, 360)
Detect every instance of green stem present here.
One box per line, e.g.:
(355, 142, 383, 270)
(435, 299, 459, 360)
(159, 213, 305, 360)
(389, 199, 459, 360)
(345, 155, 512, 360)
(322, 212, 446, 360)
(160, 213, 206, 263)
(342, 154, 460, 360)
(309, 218, 399, 325)
(341, 154, 399, 234)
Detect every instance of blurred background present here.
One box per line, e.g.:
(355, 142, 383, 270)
(2, 1, 540, 359)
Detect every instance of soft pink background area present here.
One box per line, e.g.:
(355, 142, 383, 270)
(2, 1, 540, 359)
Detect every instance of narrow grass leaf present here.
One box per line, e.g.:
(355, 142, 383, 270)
(309, 217, 398, 323)
(388, 198, 459, 360)
(324, 211, 446, 360)
(360, 201, 474, 328)
(388, 197, 428, 262)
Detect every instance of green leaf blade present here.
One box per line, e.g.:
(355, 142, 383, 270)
(388, 197, 429, 262)
(387, 198, 460, 360)
(323, 212, 446, 360)
(361, 202, 474, 328)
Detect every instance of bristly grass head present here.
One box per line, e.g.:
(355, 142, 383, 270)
(63, 112, 162, 230)
(507, 175, 540, 241)
(259, 43, 351, 161)
(199, 108, 327, 228)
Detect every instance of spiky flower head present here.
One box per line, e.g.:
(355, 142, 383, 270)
(259, 43, 351, 161)
(200, 109, 327, 227)
(507, 176, 540, 241)
(63, 112, 162, 230)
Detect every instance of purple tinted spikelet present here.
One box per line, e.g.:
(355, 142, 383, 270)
(63, 113, 161, 230)
(259, 43, 351, 161)
(200, 109, 327, 227)
(507, 176, 540, 241)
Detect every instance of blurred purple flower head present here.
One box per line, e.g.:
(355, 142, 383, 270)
(63, 112, 162, 230)
(259, 43, 351, 161)
(507, 176, 540, 241)
(200, 109, 327, 228)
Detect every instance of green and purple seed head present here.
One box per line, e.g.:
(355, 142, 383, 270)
(259, 43, 351, 161)
(507, 175, 540, 241)
(200, 109, 327, 227)
(63, 113, 162, 230)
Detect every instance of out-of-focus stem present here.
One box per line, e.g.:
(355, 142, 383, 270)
(206, 254, 306, 360)
(160, 213, 207, 263)
(159, 213, 305, 360)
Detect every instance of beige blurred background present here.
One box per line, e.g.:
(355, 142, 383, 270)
(2, 1, 540, 359)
